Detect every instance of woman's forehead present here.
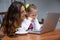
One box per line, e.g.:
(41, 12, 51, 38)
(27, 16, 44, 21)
(21, 6, 25, 11)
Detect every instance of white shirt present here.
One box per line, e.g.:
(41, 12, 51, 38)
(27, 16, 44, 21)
(17, 17, 32, 31)
(17, 17, 43, 31)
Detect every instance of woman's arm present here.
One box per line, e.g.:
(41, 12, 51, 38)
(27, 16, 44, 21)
(18, 17, 32, 31)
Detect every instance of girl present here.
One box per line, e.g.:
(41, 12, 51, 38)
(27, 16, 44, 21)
(25, 4, 43, 34)
(0, 1, 26, 37)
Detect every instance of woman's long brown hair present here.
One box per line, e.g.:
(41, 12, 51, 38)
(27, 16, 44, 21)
(1, 1, 24, 37)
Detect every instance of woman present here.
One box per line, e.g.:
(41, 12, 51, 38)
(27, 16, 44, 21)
(0, 1, 26, 37)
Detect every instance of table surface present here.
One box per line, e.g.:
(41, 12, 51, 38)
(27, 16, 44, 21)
(1, 29, 60, 40)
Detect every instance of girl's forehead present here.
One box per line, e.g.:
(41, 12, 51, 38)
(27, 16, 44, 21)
(30, 8, 37, 12)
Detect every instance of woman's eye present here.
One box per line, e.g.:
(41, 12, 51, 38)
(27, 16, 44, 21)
(32, 15, 35, 16)
(21, 11, 25, 13)
(21, 11, 24, 13)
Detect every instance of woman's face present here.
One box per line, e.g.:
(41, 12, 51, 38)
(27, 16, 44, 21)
(20, 6, 26, 20)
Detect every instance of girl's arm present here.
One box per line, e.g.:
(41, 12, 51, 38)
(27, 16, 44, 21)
(33, 18, 43, 31)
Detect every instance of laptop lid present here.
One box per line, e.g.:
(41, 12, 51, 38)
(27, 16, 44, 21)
(40, 13, 60, 34)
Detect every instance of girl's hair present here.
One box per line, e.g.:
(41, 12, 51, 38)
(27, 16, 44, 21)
(25, 4, 37, 12)
(1, 1, 24, 37)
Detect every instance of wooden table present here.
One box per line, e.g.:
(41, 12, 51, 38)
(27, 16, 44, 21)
(1, 29, 60, 40)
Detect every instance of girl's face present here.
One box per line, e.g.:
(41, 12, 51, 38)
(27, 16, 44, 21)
(29, 8, 37, 19)
(20, 6, 26, 20)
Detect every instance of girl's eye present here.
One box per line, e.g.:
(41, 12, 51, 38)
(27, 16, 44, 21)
(32, 14, 36, 16)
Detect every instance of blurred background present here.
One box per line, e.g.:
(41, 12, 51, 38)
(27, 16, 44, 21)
(0, 0, 60, 29)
